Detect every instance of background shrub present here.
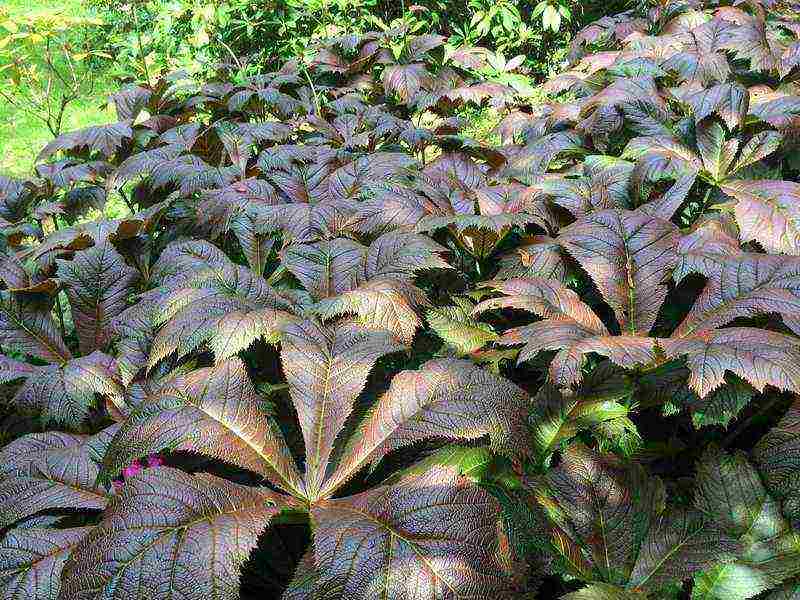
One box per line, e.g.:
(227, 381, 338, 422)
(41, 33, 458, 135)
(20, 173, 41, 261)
(87, 0, 630, 79)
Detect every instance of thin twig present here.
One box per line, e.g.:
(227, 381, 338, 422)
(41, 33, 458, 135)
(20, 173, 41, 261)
(132, 5, 151, 87)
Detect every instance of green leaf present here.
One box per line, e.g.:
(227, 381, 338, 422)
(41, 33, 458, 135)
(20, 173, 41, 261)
(692, 446, 800, 599)
(427, 297, 498, 354)
(563, 584, 645, 600)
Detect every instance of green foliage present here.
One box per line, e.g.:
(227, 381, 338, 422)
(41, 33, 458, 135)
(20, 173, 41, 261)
(0, 2, 115, 176)
(87, 0, 597, 80)
(0, 7, 109, 136)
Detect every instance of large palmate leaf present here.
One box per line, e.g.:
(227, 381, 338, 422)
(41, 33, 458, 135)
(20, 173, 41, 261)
(328, 153, 417, 202)
(281, 320, 405, 499)
(718, 12, 785, 74)
(533, 444, 737, 591)
(8, 3, 800, 599)
(0, 426, 116, 527)
(661, 328, 800, 397)
(695, 121, 740, 183)
(37, 122, 133, 161)
(59, 467, 284, 600)
(753, 400, 800, 527)
(622, 136, 701, 197)
(382, 63, 430, 103)
(322, 358, 529, 497)
(415, 202, 549, 260)
(474, 278, 608, 336)
(111, 297, 160, 386)
(719, 181, 800, 256)
(678, 82, 750, 130)
(88, 320, 531, 598)
(283, 232, 448, 301)
(148, 261, 295, 367)
(308, 465, 519, 599)
(0, 295, 71, 364)
(480, 271, 800, 397)
(673, 252, 800, 338)
(558, 209, 680, 335)
(11, 352, 123, 427)
(692, 446, 800, 600)
(282, 238, 365, 299)
(478, 278, 657, 387)
(314, 277, 427, 343)
(0, 527, 92, 600)
(149, 240, 231, 288)
(658, 18, 734, 85)
(539, 157, 633, 218)
(57, 242, 140, 354)
(494, 236, 570, 282)
(101, 358, 304, 497)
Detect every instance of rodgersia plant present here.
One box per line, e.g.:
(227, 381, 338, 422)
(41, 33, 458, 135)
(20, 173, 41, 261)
(2, 1, 800, 598)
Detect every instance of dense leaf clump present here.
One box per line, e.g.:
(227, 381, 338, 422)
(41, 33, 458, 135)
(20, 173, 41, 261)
(2, 1, 800, 598)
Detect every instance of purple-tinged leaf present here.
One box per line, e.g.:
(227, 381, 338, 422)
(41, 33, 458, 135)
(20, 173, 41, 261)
(109, 84, 152, 120)
(719, 180, 800, 255)
(0, 426, 116, 527)
(13, 352, 123, 427)
(676, 82, 749, 129)
(474, 278, 609, 335)
(662, 328, 800, 397)
(37, 122, 133, 162)
(57, 243, 139, 354)
(314, 278, 427, 343)
(382, 63, 430, 103)
(0, 296, 71, 364)
(311, 465, 519, 599)
(282, 239, 366, 299)
(60, 468, 285, 600)
(495, 236, 570, 283)
(102, 358, 303, 496)
(0, 527, 92, 600)
(281, 320, 405, 499)
(559, 209, 680, 335)
(673, 252, 800, 337)
(323, 359, 528, 497)
(149, 263, 294, 366)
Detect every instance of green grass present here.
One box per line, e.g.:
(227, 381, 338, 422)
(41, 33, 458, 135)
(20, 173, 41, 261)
(0, 0, 115, 177)
(3, 0, 84, 16)
(0, 95, 114, 177)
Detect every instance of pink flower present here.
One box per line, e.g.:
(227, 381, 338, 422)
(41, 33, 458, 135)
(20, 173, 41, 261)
(122, 461, 143, 480)
(146, 454, 165, 468)
(112, 454, 166, 493)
